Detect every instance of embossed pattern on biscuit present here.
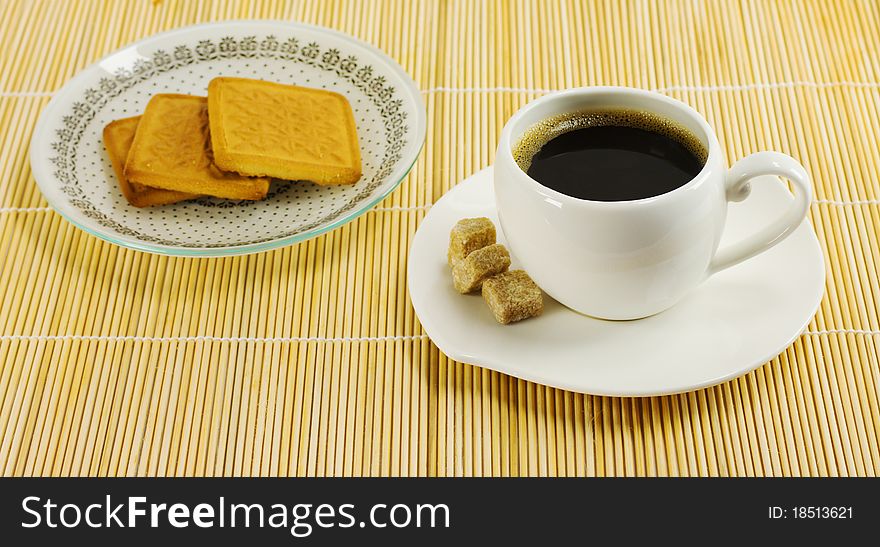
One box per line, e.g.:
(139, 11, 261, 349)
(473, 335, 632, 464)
(103, 115, 197, 207)
(222, 87, 355, 166)
(139, 98, 222, 176)
(124, 94, 270, 200)
(208, 78, 362, 185)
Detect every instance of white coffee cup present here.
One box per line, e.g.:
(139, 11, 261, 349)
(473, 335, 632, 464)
(494, 87, 812, 320)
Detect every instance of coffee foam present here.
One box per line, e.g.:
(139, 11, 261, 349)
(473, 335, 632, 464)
(512, 108, 709, 172)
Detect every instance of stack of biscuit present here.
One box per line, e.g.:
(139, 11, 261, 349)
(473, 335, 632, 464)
(103, 77, 363, 207)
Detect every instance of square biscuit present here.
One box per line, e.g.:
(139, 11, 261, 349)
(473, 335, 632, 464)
(482, 270, 544, 325)
(207, 77, 362, 185)
(452, 244, 511, 294)
(447, 217, 496, 267)
(124, 94, 271, 200)
(103, 116, 198, 207)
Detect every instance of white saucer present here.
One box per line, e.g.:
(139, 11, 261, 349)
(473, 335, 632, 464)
(408, 167, 825, 396)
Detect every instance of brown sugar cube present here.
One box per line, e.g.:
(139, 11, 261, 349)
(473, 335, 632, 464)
(452, 244, 511, 294)
(448, 217, 496, 266)
(482, 270, 544, 324)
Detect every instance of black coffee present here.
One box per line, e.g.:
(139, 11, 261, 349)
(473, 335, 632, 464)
(513, 109, 707, 201)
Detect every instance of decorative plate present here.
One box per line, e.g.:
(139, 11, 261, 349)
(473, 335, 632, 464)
(30, 21, 426, 256)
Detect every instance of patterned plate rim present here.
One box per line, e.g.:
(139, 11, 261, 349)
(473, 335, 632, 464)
(29, 20, 427, 256)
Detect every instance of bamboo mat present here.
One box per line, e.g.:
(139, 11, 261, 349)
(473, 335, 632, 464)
(0, 0, 878, 477)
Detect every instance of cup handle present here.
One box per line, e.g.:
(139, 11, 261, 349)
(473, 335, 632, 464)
(708, 151, 812, 275)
